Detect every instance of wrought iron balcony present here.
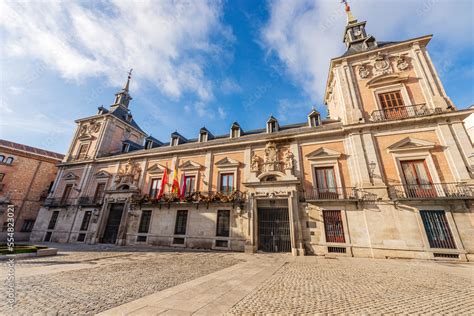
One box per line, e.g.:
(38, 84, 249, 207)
(304, 187, 358, 201)
(43, 198, 76, 207)
(370, 104, 443, 122)
(390, 183, 473, 200)
(77, 196, 105, 206)
(67, 154, 90, 162)
(136, 190, 246, 205)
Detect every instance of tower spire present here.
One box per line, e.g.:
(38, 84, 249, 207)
(342, 0, 357, 24)
(123, 68, 133, 92)
(112, 69, 133, 108)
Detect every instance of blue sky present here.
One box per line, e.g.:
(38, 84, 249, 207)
(1, 0, 473, 153)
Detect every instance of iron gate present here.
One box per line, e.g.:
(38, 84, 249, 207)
(323, 210, 345, 243)
(258, 208, 291, 252)
(101, 203, 124, 244)
(420, 210, 456, 249)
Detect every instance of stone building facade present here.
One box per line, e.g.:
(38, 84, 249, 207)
(31, 7, 474, 260)
(0, 139, 63, 241)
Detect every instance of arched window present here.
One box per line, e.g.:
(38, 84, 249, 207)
(0, 155, 4, 163)
(5, 157, 13, 165)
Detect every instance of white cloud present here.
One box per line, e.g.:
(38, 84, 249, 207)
(0, 0, 230, 102)
(262, 0, 473, 100)
(218, 107, 227, 119)
(220, 78, 242, 95)
(277, 99, 311, 122)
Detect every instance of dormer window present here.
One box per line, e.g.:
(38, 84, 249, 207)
(266, 116, 279, 133)
(308, 109, 321, 127)
(230, 123, 241, 139)
(171, 137, 179, 147)
(145, 140, 153, 149)
(121, 143, 130, 153)
(125, 113, 133, 122)
(199, 131, 208, 143)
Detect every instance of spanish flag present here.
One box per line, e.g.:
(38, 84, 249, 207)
(171, 164, 180, 196)
(156, 167, 168, 199)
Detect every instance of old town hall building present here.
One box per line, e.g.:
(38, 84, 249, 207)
(31, 6, 474, 261)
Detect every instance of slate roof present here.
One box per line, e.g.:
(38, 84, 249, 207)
(339, 41, 401, 58)
(0, 139, 64, 160)
(108, 105, 146, 134)
(123, 139, 144, 152)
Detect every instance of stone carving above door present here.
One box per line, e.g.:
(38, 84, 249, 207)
(114, 159, 142, 189)
(249, 142, 296, 182)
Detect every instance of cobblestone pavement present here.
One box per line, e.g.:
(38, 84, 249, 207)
(228, 257, 474, 315)
(0, 245, 243, 315)
(1, 244, 473, 315)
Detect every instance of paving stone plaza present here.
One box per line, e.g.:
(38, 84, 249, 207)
(1, 244, 473, 315)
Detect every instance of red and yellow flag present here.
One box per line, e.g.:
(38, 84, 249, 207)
(156, 167, 168, 199)
(171, 165, 180, 196)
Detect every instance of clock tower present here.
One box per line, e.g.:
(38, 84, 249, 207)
(342, 1, 378, 54)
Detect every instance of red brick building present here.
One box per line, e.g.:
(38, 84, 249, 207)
(0, 139, 64, 241)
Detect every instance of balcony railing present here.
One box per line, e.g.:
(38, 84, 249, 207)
(390, 183, 473, 200)
(77, 196, 105, 206)
(67, 154, 90, 162)
(136, 190, 246, 205)
(371, 104, 443, 122)
(43, 198, 76, 207)
(303, 187, 358, 201)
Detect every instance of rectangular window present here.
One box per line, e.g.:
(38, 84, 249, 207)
(77, 143, 89, 159)
(48, 211, 60, 230)
(121, 143, 130, 153)
(20, 220, 35, 232)
(80, 211, 92, 231)
(420, 211, 456, 249)
(216, 210, 230, 237)
(400, 160, 436, 198)
(220, 173, 234, 194)
(184, 176, 196, 194)
(77, 233, 86, 242)
(0, 173, 4, 182)
(378, 91, 407, 119)
(61, 184, 73, 204)
(231, 128, 239, 138)
(44, 231, 53, 242)
(149, 178, 161, 198)
(323, 210, 345, 243)
(93, 183, 106, 203)
(314, 167, 338, 199)
(174, 210, 188, 235)
(138, 210, 152, 233)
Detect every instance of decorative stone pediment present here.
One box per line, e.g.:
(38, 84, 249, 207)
(63, 172, 79, 180)
(215, 157, 240, 168)
(179, 160, 202, 171)
(147, 163, 167, 174)
(95, 170, 112, 178)
(78, 120, 101, 140)
(306, 147, 342, 161)
(366, 73, 409, 88)
(387, 137, 436, 153)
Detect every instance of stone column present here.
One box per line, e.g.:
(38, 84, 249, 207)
(344, 133, 372, 187)
(244, 193, 257, 253)
(436, 123, 472, 181)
